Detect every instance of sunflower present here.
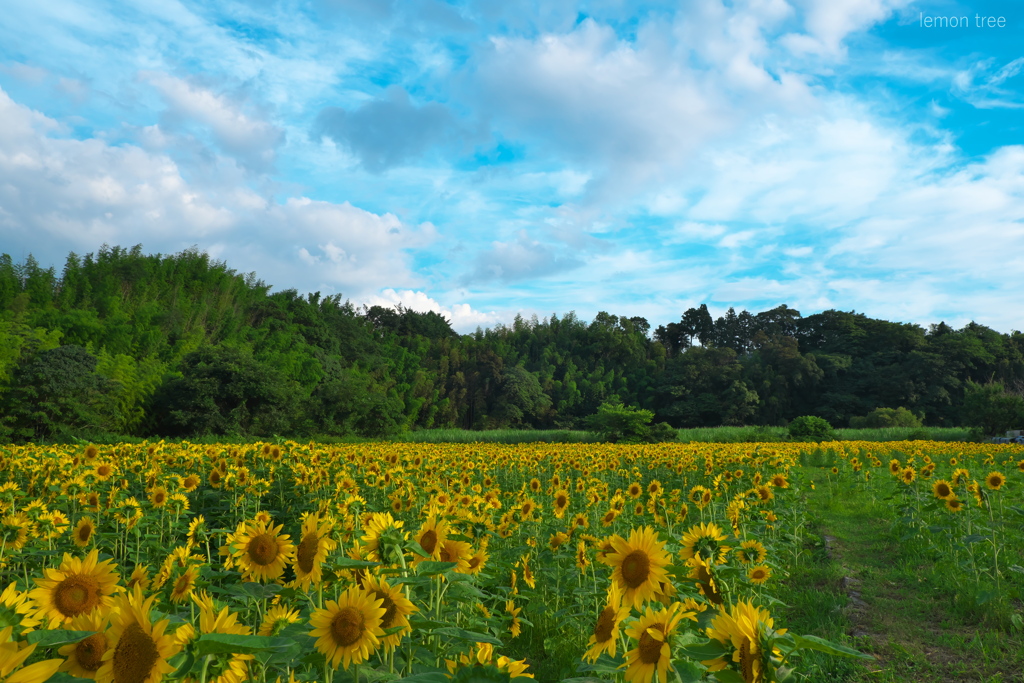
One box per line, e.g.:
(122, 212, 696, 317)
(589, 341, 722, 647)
(552, 490, 570, 519)
(549, 532, 569, 552)
(191, 591, 251, 683)
(769, 474, 789, 488)
(1, 514, 31, 551)
(985, 471, 1006, 491)
(466, 542, 490, 575)
(748, 565, 772, 585)
(703, 600, 786, 683)
(361, 512, 404, 564)
(686, 555, 723, 606)
(575, 541, 590, 571)
(412, 515, 449, 566)
(606, 527, 672, 608)
(94, 585, 181, 683)
(438, 538, 473, 573)
(628, 482, 643, 499)
(231, 520, 296, 583)
(29, 550, 123, 626)
(361, 574, 416, 652)
(58, 609, 111, 680)
(148, 487, 168, 508)
(0, 625, 62, 683)
(168, 566, 199, 604)
(186, 516, 207, 550)
(945, 497, 964, 512)
(506, 600, 522, 638)
(623, 602, 693, 683)
(583, 582, 631, 662)
(71, 517, 95, 548)
(292, 514, 338, 590)
(932, 480, 954, 500)
(901, 467, 916, 485)
(680, 522, 731, 565)
(735, 540, 767, 565)
(600, 509, 619, 527)
(125, 565, 150, 592)
(0, 582, 40, 637)
(181, 474, 201, 493)
(258, 605, 302, 637)
(308, 586, 386, 670)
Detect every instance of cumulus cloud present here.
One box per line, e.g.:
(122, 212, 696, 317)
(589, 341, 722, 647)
(463, 231, 585, 284)
(313, 87, 463, 172)
(0, 87, 431, 299)
(144, 72, 285, 170)
(364, 288, 501, 332)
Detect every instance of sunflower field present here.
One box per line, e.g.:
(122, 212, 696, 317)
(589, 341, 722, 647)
(10, 441, 1020, 683)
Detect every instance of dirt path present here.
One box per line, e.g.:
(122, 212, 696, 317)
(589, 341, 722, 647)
(808, 488, 1023, 683)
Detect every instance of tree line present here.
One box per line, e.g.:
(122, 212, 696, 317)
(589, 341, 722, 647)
(1, 245, 1022, 441)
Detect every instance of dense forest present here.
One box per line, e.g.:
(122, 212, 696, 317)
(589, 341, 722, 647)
(1, 245, 1023, 441)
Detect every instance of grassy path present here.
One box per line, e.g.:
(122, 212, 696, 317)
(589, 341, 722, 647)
(781, 474, 1024, 682)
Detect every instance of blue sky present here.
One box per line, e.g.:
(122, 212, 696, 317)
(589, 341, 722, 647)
(1, 0, 1022, 333)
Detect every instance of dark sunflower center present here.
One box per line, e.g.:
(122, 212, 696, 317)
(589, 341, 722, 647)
(330, 606, 365, 647)
(173, 573, 192, 595)
(297, 533, 319, 574)
(637, 624, 665, 664)
(739, 638, 755, 682)
(937, 483, 951, 497)
(112, 622, 159, 683)
(153, 493, 165, 504)
(247, 533, 279, 566)
(439, 544, 453, 562)
(556, 495, 567, 508)
(54, 575, 101, 617)
(752, 569, 766, 580)
(620, 550, 651, 588)
(76, 632, 107, 671)
(78, 523, 93, 542)
(374, 590, 398, 628)
(593, 606, 616, 642)
(419, 530, 438, 555)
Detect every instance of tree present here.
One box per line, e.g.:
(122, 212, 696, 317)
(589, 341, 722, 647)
(962, 381, 1024, 437)
(584, 399, 654, 443)
(787, 415, 836, 441)
(0, 345, 117, 440)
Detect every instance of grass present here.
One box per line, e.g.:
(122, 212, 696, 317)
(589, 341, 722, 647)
(25, 425, 974, 446)
(782, 466, 1024, 682)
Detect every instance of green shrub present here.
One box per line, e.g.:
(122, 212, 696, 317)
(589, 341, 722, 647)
(849, 406, 923, 429)
(962, 381, 1024, 437)
(584, 400, 664, 443)
(788, 415, 836, 441)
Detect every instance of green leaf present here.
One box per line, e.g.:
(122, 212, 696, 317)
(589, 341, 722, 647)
(194, 633, 294, 655)
(712, 671, 746, 683)
(416, 561, 458, 575)
(671, 658, 706, 683)
(975, 589, 998, 605)
(171, 651, 196, 678)
(677, 638, 730, 661)
(26, 630, 95, 647)
(792, 633, 873, 660)
(43, 674, 93, 683)
(451, 664, 511, 683)
(394, 673, 451, 683)
(963, 534, 989, 544)
(432, 627, 503, 646)
(334, 558, 382, 569)
(575, 653, 623, 674)
(409, 617, 449, 630)
(241, 582, 281, 600)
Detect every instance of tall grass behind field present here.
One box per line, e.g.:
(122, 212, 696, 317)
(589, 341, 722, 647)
(674, 425, 971, 443)
(389, 428, 600, 444)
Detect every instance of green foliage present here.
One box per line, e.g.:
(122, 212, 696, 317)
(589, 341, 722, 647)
(848, 406, 923, 429)
(148, 346, 302, 437)
(0, 344, 118, 440)
(787, 415, 836, 441)
(2, 245, 1024, 442)
(584, 399, 656, 443)
(962, 381, 1024, 437)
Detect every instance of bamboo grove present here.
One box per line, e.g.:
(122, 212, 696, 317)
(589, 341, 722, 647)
(5, 440, 1018, 683)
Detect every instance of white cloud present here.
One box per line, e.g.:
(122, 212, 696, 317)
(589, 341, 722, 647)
(364, 288, 502, 333)
(144, 72, 285, 169)
(0, 86, 430, 300)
